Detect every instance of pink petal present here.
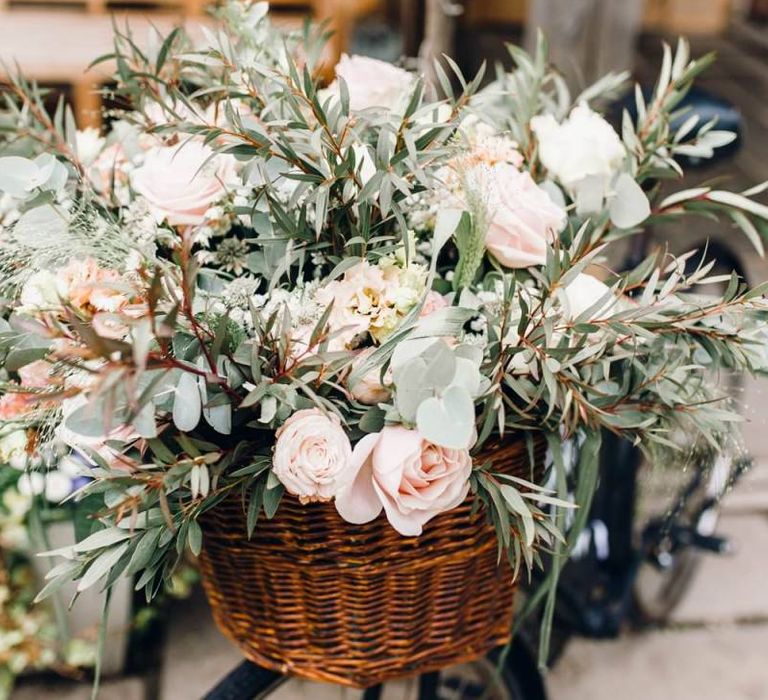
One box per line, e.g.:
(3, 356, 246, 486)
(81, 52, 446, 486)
(375, 479, 429, 536)
(335, 433, 382, 524)
(371, 426, 422, 496)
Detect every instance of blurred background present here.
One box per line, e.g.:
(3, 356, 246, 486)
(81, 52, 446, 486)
(1, 0, 767, 698)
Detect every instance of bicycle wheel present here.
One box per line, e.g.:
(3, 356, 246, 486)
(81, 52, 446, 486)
(632, 448, 731, 623)
(633, 239, 747, 623)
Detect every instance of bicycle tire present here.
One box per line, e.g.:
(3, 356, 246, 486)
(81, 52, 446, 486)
(632, 238, 747, 624)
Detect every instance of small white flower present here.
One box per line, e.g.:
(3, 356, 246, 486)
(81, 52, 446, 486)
(75, 128, 106, 166)
(44, 470, 73, 503)
(17, 472, 45, 497)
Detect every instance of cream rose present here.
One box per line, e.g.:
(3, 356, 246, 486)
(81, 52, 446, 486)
(560, 272, 616, 321)
(131, 141, 234, 226)
(18, 270, 60, 313)
(335, 426, 472, 536)
(273, 408, 353, 503)
(315, 259, 426, 348)
(463, 162, 566, 268)
(0, 430, 28, 463)
(327, 54, 415, 112)
(531, 103, 626, 216)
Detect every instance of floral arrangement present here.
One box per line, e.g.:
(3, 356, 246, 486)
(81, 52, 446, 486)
(0, 2, 766, 648)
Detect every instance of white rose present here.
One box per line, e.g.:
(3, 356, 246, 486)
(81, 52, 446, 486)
(531, 104, 625, 213)
(327, 54, 415, 112)
(272, 408, 353, 503)
(131, 141, 235, 226)
(560, 273, 616, 321)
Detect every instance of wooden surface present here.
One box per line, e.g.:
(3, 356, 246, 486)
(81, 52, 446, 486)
(0, 0, 379, 126)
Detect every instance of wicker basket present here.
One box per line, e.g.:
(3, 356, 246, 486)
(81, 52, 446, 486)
(199, 434, 546, 688)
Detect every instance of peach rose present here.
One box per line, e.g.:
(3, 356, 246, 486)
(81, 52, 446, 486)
(335, 426, 472, 536)
(57, 258, 132, 314)
(0, 362, 56, 420)
(0, 393, 35, 420)
(471, 162, 566, 268)
(131, 141, 234, 226)
(273, 408, 353, 504)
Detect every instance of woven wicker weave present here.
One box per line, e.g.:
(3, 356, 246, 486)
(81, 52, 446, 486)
(199, 433, 546, 688)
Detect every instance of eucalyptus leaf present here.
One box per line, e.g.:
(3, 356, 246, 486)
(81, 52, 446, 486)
(173, 372, 202, 432)
(609, 173, 651, 229)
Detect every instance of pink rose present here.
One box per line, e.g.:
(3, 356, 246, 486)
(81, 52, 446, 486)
(328, 54, 415, 112)
(273, 408, 353, 504)
(420, 290, 448, 317)
(348, 349, 391, 405)
(467, 162, 565, 268)
(336, 426, 472, 536)
(89, 143, 130, 196)
(18, 360, 53, 388)
(57, 395, 140, 470)
(131, 141, 234, 227)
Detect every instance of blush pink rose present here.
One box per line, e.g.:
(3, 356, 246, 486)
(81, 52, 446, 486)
(273, 408, 353, 504)
(18, 360, 53, 388)
(466, 162, 566, 269)
(420, 290, 448, 317)
(348, 349, 391, 405)
(335, 426, 472, 536)
(57, 395, 140, 470)
(131, 141, 234, 227)
(328, 54, 414, 112)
